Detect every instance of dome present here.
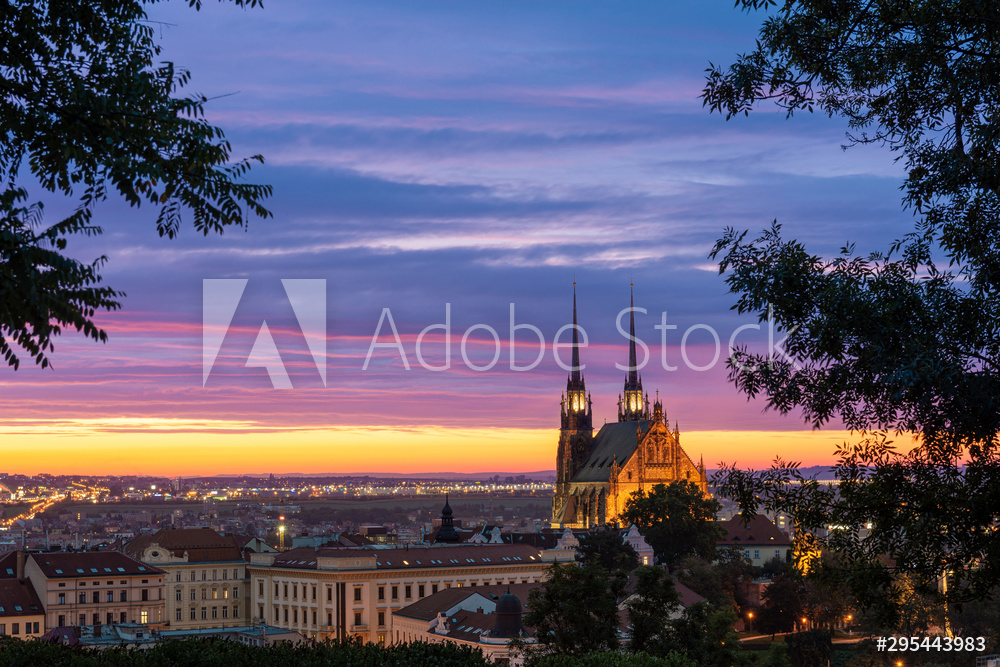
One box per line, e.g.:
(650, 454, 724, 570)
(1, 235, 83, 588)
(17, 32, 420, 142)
(495, 591, 521, 615)
(491, 591, 524, 638)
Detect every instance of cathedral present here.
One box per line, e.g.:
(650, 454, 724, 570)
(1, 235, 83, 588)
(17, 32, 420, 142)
(551, 285, 709, 528)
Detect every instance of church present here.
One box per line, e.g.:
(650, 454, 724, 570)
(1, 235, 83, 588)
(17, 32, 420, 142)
(551, 286, 709, 528)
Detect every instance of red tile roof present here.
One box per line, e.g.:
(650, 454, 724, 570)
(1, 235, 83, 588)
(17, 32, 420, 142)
(718, 515, 791, 547)
(124, 528, 243, 563)
(30, 551, 164, 579)
(0, 579, 43, 618)
(270, 544, 545, 571)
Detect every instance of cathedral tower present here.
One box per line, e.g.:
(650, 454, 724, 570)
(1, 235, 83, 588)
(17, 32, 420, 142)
(618, 284, 650, 422)
(553, 284, 593, 525)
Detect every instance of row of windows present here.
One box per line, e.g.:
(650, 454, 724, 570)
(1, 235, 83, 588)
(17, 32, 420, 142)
(57, 590, 155, 604)
(175, 606, 240, 621)
(57, 611, 153, 626)
(175, 587, 239, 601)
(0, 622, 39, 636)
(174, 569, 242, 583)
(261, 581, 498, 605)
(743, 549, 783, 560)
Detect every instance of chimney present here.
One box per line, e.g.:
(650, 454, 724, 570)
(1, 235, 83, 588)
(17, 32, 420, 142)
(15, 550, 25, 581)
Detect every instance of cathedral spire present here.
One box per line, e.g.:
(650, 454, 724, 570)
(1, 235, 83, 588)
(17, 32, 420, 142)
(571, 281, 581, 384)
(619, 282, 649, 422)
(628, 282, 638, 385)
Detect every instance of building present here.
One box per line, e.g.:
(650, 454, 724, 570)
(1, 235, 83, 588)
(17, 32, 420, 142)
(392, 583, 536, 665)
(247, 543, 556, 645)
(0, 577, 45, 640)
(124, 527, 250, 629)
(717, 515, 792, 567)
(552, 285, 709, 528)
(0, 550, 166, 629)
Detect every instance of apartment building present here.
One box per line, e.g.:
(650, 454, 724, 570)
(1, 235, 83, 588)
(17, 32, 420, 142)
(125, 527, 250, 629)
(247, 543, 565, 645)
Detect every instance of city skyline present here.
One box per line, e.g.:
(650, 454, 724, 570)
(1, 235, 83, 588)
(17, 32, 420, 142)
(0, 1, 914, 475)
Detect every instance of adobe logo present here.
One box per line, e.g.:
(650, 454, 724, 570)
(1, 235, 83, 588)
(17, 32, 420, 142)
(202, 279, 326, 389)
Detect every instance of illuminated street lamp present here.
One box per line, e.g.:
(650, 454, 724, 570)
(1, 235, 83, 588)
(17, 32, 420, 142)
(747, 611, 754, 633)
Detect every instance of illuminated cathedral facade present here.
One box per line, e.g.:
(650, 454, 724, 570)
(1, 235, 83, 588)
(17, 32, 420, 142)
(551, 286, 709, 528)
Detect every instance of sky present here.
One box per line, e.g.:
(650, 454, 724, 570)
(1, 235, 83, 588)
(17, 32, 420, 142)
(0, 1, 917, 476)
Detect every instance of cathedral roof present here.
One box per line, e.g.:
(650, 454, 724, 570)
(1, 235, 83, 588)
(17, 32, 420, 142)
(569, 420, 649, 483)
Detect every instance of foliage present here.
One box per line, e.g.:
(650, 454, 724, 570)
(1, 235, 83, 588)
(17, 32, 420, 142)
(0, 0, 272, 368)
(525, 562, 622, 657)
(754, 643, 792, 667)
(669, 602, 751, 667)
(676, 547, 753, 610)
(704, 0, 1000, 613)
(620, 480, 724, 568)
(756, 574, 805, 637)
(756, 555, 789, 581)
(577, 526, 640, 574)
(0, 636, 492, 666)
(626, 565, 681, 656)
(533, 652, 695, 667)
(784, 630, 832, 667)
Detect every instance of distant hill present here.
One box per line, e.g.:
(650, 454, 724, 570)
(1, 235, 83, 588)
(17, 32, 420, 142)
(706, 464, 839, 480)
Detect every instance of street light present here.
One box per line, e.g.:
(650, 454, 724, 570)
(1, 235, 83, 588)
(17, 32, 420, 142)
(747, 611, 754, 633)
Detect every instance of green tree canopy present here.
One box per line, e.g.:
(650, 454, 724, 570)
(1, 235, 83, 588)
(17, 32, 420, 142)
(525, 562, 623, 657)
(577, 526, 640, 574)
(626, 565, 681, 657)
(1, 0, 272, 369)
(620, 480, 724, 568)
(703, 0, 1000, 611)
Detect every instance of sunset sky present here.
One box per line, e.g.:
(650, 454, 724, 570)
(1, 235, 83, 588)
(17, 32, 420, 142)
(0, 1, 916, 476)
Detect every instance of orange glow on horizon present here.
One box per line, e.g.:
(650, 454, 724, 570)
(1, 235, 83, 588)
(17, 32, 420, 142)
(0, 419, 868, 476)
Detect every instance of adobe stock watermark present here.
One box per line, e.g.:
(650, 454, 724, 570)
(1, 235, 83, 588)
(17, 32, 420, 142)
(201, 279, 798, 389)
(203, 279, 326, 389)
(362, 303, 799, 374)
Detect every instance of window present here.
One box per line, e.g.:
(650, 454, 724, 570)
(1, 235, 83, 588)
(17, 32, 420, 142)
(327, 612, 332, 626)
(274, 607, 278, 622)
(92, 591, 100, 604)
(176, 573, 181, 582)
(293, 609, 298, 623)
(293, 584, 298, 599)
(353, 587, 361, 602)
(418, 585, 424, 598)
(78, 614, 86, 626)
(327, 587, 332, 602)
(0, 624, 5, 635)
(212, 590, 219, 600)
(92, 613, 99, 625)
(284, 608, 288, 623)
(274, 583, 279, 597)
(391, 586, 398, 600)
(212, 607, 218, 619)
(233, 568, 238, 580)
(191, 571, 196, 582)
(12, 623, 18, 636)
(378, 612, 385, 626)
(284, 583, 288, 598)
(121, 590, 128, 602)
(58, 593, 65, 605)
(141, 589, 149, 602)
(202, 570, 207, 581)
(431, 584, 438, 594)
(744, 550, 750, 559)
(79, 593, 86, 604)
(105, 591, 113, 603)
(58, 615, 65, 627)
(107, 613, 113, 625)
(775, 550, 781, 558)
(191, 590, 196, 601)
(120, 612, 127, 623)
(405, 585, 411, 599)
(222, 607, 228, 619)
(378, 586, 384, 601)
(212, 570, 217, 581)
(233, 606, 239, 619)
(201, 608, 207, 620)
(753, 550, 760, 559)
(259, 581, 264, 597)
(202, 590, 207, 600)
(141, 611, 148, 624)
(234, 587, 239, 599)
(312, 610, 316, 625)
(312, 586, 316, 601)
(190, 609, 197, 621)
(223, 589, 229, 600)
(222, 570, 228, 580)
(176, 609, 182, 621)
(354, 612, 362, 626)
